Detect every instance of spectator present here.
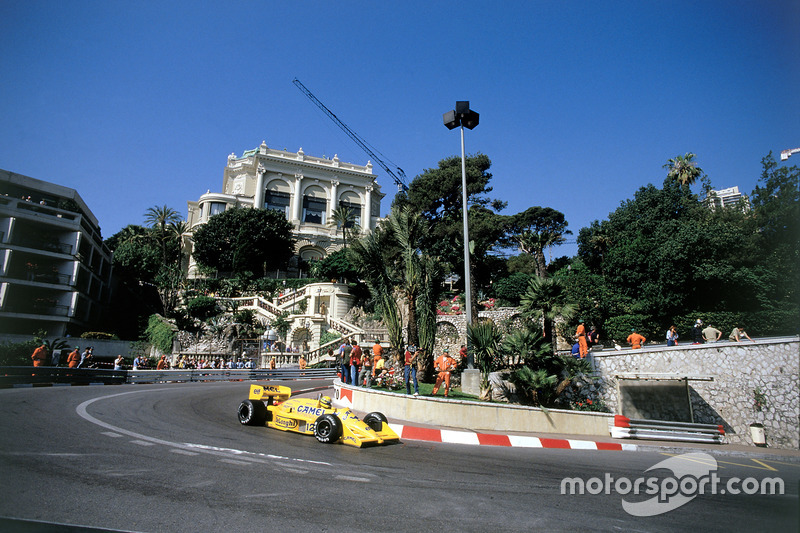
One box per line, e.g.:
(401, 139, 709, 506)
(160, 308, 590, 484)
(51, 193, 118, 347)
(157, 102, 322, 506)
(269, 357, 276, 369)
(666, 325, 679, 346)
(77, 347, 93, 368)
(114, 355, 125, 370)
(298, 355, 307, 370)
(692, 319, 704, 344)
(626, 329, 646, 349)
(404, 345, 419, 396)
(432, 348, 458, 397)
(67, 347, 81, 368)
(339, 341, 352, 384)
(702, 324, 722, 343)
(349, 342, 362, 386)
(372, 339, 383, 362)
(156, 355, 167, 370)
(729, 326, 755, 342)
(374, 353, 387, 383)
(359, 349, 373, 388)
(587, 326, 600, 349)
(31, 343, 49, 367)
(575, 319, 588, 358)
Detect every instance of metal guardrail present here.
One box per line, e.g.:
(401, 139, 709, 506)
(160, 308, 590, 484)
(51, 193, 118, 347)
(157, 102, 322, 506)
(611, 415, 725, 444)
(0, 367, 337, 387)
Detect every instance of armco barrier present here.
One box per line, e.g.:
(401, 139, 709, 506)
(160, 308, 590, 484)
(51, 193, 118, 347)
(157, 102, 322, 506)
(0, 367, 337, 387)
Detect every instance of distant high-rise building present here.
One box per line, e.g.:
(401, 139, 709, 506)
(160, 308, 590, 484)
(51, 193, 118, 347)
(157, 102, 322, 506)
(708, 186, 749, 212)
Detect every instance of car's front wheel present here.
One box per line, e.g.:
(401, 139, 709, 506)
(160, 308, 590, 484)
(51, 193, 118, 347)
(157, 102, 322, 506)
(363, 411, 388, 432)
(314, 414, 342, 443)
(238, 400, 267, 426)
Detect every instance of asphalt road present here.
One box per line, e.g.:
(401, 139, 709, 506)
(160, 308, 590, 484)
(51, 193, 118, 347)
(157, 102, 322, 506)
(0, 381, 797, 532)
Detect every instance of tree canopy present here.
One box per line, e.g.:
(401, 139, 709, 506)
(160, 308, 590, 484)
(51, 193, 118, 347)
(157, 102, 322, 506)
(191, 207, 295, 276)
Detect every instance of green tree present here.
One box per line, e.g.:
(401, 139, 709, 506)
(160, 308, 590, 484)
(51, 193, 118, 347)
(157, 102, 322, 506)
(401, 154, 507, 321)
(520, 276, 576, 350)
(192, 207, 295, 277)
(144, 205, 182, 265)
(328, 205, 359, 249)
(502, 206, 571, 278)
(467, 320, 503, 401)
(664, 153, 703, 187)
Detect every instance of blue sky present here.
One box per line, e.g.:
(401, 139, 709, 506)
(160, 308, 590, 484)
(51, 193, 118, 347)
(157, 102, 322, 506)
(1, 1, 798, 258)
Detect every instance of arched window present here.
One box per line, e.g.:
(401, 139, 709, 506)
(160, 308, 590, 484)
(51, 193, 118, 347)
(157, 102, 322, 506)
(303, 186, 327, 224)
(338, 191, 361, 227)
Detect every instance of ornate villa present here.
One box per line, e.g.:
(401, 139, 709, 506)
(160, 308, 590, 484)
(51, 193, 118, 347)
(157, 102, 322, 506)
(186, 141, 385, 278)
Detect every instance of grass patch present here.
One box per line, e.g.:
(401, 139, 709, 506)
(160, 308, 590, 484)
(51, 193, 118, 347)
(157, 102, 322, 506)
(367, 381, 479, 401)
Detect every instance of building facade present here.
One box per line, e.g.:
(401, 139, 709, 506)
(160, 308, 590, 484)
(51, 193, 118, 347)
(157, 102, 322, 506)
(186, 141, 385, 277)
(0, 169, 113, 336)
(708, 186, 749, 211)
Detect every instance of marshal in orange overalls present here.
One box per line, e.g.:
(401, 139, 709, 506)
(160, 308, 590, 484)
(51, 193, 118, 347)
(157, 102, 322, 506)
(432, 351, 458, 397)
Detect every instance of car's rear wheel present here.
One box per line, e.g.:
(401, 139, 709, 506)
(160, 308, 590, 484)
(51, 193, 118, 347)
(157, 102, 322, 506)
(363, 412, 388, 432)
(314, 414, 342, 443)
(238, 400, 267, 426)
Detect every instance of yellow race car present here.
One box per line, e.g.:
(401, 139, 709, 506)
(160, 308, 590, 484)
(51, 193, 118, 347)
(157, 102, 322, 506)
(237, 384, 399, 447)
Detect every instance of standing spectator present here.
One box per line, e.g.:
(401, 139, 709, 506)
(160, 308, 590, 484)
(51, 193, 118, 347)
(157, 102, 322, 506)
(432, 348, 458, 397)
(31, 343, 49, 367)
(359, 349, 373, 388)
(702, 324, 722, 343)
(692, 320, 704, 344)
(339, 341, 352, 384)
(77, 347, 93, 368)
(372, 339, 383, 364)
(269, 357, 276, 369)
(132, 354, 142, 369)
(114, 355, 125, 370)
(729, 325, 755, 342)
(575, 319, 588, 358)
(666, 325, 679, 346)
(626, 329, 646, 349)
(298, 355, 307, 370)
(404, 345, 419, 396)
(349, 341, 362, 386)
(67, 347, 81, 368)
(156, 355, 167, 370)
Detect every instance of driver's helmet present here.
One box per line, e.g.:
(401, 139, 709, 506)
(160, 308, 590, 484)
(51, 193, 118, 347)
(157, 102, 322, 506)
(319, 396, 332, 409)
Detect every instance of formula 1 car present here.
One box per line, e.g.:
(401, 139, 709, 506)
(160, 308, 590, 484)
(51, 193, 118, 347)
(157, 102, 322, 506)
(237, 384, 399, 447)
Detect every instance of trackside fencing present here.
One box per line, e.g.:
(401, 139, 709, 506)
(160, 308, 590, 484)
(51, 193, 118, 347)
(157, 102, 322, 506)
(611, 415, 725, 444)
(0, 367, 337, 388)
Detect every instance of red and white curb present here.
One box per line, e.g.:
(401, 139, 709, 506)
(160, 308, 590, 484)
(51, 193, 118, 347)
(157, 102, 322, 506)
(387, 423, 636, 451)
(335, 387, 636, 451)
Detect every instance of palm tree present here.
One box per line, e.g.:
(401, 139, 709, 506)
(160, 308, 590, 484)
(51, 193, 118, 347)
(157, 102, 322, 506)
(664, 153, 703, 187)
(328, 205, 358, 249)
(388, 205, 428, 350)
(520, 276, 576, 352)
(145, 205, 182, 265)
(467, 320, 503, 401)
(168, 220, 192, 269)
(348, 228, 404, 361)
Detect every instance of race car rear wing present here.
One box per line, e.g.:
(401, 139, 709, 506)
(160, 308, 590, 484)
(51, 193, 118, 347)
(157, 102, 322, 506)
(248, 384, 292, 404)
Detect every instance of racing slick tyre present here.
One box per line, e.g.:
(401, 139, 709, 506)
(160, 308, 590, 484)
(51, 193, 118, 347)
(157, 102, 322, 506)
(313, 414, 342, 444)
(238, 399, 267, 426)
(363, 412, 388, 432)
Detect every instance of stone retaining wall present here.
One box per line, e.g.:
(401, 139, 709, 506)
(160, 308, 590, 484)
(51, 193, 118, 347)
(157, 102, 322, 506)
(591, 337, 799, 448)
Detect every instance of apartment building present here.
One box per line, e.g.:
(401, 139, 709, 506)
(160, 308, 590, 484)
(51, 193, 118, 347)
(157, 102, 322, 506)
(186, 141, 385, 277)
(0, 169, 113, 336)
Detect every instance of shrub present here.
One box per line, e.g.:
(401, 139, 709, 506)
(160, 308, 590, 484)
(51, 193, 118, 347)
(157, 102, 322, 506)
(145, 314, 175, 354)
(0, 340, 39, 366)
(185, 296, 220, 322)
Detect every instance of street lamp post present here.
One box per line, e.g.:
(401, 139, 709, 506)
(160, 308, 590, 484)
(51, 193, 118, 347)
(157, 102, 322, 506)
(444, 101, 479, 369)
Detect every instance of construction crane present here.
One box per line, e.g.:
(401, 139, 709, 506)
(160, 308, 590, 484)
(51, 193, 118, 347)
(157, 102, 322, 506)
(293, 78, 408, 191)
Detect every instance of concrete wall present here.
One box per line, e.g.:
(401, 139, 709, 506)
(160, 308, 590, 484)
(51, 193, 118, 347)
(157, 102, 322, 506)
(591, 337, 799, 448)
(334, 382, 613, 437)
